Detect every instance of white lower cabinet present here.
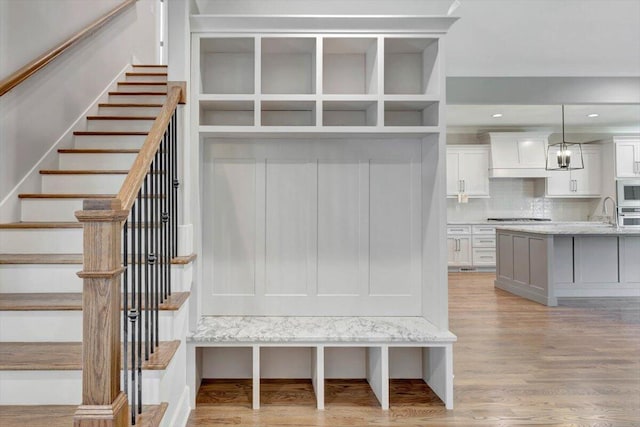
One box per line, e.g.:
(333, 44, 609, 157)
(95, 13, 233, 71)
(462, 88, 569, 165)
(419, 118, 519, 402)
(447, 235, 472, 267)
(448, 224, 497, 269)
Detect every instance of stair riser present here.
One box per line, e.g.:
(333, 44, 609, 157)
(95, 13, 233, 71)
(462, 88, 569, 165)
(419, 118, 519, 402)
(117, 84, 167, 93)
(109, 94, 167, 104)
(99, 106, 163, 116)
(0, 229, 82, 253)
(21, 198, 151, 222)
(74, 134, 147, 149)
(58, 152, 138, 170)
(131, 65, 167, 73)
(87, 119, 155, 132)
(126, 74, 168, 83)
(0, 264, 192, 293)
(0, 369, 167, 405)
(0, 308, 184, 342)
(41, 174, 126, 193)
(0, 265, 80, 293)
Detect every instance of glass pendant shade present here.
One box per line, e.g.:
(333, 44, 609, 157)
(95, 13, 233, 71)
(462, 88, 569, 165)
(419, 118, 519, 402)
(546, 105, 584, 171)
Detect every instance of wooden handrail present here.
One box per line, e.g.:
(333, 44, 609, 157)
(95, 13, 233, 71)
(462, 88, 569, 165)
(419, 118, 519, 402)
(117, 83, 183, 212)
(0, 0, 136, 97)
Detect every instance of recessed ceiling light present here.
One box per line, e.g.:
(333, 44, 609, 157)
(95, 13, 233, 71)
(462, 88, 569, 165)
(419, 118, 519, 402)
(587, 113, 599, 118)
(492, 113, 503, 118)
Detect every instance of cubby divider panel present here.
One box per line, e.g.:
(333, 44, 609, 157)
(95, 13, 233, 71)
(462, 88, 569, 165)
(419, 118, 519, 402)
(323, 38, 378, 95)
(200, 100, 255, 126)
(200, 38, 255, 94)
(261, 100, 316, 126)
(262, 37, 316, 94)
(384, 38, 439, 95)
(384, 100, 439, 127)
(322, 100, 378, 126)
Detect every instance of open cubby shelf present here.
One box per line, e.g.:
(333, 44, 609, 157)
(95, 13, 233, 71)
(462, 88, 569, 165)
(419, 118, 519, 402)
(196, 35, 441, 129)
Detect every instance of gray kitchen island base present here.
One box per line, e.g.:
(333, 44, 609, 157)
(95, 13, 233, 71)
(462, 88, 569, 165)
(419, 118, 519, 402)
(494, 225, 640, 306)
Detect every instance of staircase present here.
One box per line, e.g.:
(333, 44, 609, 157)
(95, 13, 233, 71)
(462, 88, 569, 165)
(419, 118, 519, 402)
(0, 65, 191, 427)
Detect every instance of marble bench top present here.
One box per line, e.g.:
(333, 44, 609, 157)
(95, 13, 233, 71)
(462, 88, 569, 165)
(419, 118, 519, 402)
(188, 316, 457, 344)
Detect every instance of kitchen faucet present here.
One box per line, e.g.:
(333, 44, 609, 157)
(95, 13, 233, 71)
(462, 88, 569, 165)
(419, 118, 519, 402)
(602, 196, 619, 228)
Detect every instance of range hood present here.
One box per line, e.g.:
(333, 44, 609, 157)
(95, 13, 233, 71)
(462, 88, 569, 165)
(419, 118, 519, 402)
(481, 132, 551, 178)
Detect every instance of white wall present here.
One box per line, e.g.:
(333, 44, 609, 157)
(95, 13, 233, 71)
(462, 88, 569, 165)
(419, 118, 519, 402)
(0, 0, 158, 220)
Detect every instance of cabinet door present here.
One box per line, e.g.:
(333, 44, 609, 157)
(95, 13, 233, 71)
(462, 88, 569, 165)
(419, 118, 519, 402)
(460, 150, 489, 196)
(573, 148, 601, 196)
(616, 142, 640, 177)
(448, 236, 472, 266)
(546, 170, 571, 196)
(446, 151, 461, 196)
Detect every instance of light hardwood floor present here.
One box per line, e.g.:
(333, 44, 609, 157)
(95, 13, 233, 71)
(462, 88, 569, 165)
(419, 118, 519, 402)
(187, 273, 640, 426)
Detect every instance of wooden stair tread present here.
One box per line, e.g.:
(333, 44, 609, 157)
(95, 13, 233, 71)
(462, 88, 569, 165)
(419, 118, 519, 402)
(40, 169, 129, 175)
(0, 292, 189, 311)
(0, 403, 167, 427)
(58, 148, 140, 153)
(133, 65, 167, 68)
(118, 82, 167, 86)
(109, 91, 167, 96)
(0, 222, 82, 229)
(19, 193, 163, 199)
(126, 72, 168, 76)
(0, 253, 83, 264)
(99, 103, 163, 107)
(86, 115, 156, 120)
(74, 131, 149, 135)
(0, 253, 195, 265)
(0, 341, 180, 370)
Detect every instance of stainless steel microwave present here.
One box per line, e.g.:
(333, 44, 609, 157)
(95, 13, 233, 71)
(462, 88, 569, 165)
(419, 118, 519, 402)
(617, 179, 640, 208)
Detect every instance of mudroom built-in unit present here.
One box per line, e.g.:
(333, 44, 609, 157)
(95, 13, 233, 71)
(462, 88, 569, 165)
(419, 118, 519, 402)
(188, 12, 457, 411)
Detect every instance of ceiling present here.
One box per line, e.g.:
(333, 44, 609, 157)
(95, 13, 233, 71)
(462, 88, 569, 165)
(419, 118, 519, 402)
(447, 104, 640, 136)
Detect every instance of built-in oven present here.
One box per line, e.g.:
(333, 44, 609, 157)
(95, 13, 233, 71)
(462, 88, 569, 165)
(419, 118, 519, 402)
(617, 179, 640, 208)
(618, 207, 640, 227)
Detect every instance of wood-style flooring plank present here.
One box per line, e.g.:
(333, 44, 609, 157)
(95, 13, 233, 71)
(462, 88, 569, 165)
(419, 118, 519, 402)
(187, 272, 640, 426)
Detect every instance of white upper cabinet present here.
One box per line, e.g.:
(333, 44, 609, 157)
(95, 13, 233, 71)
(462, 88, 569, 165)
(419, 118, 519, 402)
(545, 145, 602, 197)
(615, 139, 640, 177)
(446, 145, 490, 197)
(481, 132, 550, 178)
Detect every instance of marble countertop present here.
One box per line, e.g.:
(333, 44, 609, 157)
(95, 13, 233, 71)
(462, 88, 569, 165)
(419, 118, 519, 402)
(448, 220, 598, 226)
(188, 316, 457, 344)
(496, 224, 640, 235)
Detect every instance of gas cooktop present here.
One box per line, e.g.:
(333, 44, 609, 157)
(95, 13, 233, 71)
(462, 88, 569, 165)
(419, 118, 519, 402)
(487, 218, 552, 222)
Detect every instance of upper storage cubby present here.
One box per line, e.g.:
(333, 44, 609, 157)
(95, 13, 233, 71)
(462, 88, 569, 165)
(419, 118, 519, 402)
(200, 38, 255, 94)
(323, 38, 378, 95)
(384, 38, 439, 95)
(261, 38, 316, 94)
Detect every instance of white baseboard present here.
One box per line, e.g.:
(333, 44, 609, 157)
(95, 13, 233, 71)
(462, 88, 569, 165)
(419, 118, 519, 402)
(165, 386, 191, 427)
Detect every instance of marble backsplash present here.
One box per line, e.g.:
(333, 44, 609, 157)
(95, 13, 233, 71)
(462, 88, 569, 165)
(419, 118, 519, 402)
(447, 178, 602, 222)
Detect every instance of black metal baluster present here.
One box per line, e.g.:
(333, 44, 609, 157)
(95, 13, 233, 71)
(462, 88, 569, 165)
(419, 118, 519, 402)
(162, 131, 169, 301)
(122, 219, 129, 409)
(154, 150, 161, 346)
(172, 112, 179, 261)
(149, 159, 156, 352)
(136, 192, 143, 414)
(144, 176, 150, 360)
(129, 200, 138, 425)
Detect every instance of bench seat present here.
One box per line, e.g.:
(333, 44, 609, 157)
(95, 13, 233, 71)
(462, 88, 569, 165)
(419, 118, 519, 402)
(187, 316, 456, 410)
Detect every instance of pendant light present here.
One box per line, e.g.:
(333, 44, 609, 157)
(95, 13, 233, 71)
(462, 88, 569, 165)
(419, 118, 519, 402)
(546, 105, 584, 171)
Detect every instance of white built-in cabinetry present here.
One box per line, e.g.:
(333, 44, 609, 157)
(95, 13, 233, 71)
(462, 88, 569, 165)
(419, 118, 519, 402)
(190, 11, 457, 409)
(447, 224, 496, 269)
(545, 145, 602, 197)
(446, 145, 490, 197)
(615, 138, 640, 177)
(195, 35, 443, 132)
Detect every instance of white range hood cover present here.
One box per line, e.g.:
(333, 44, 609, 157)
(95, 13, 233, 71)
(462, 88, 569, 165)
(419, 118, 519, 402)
(481, 132, 551, 178)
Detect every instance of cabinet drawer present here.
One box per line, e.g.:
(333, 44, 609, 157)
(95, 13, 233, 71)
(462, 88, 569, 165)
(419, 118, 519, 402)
(472, 236, 496, 247)
(472, 248, 496, 265)
(447, 225, 471, 235)
(472, 225, 496, 235)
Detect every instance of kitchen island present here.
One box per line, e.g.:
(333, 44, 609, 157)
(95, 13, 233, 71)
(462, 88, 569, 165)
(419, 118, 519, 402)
(494, 224, 640, 306)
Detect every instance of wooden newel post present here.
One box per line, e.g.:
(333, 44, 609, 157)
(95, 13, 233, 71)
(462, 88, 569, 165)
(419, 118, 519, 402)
(74, 203, 130, 427)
